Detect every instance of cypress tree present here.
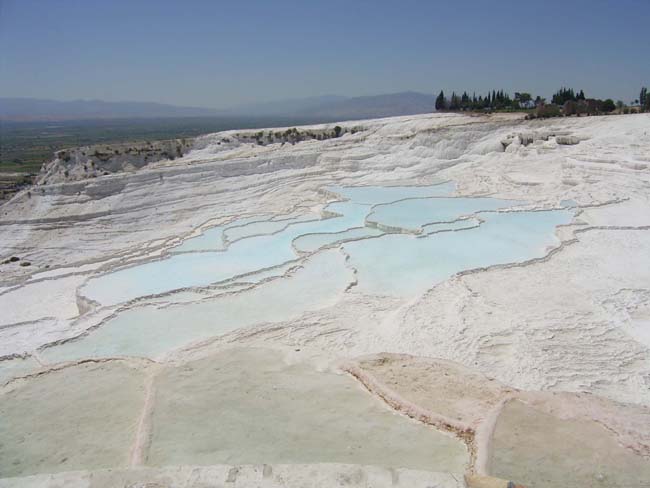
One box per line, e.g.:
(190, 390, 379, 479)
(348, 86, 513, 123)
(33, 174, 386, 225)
(449, 92, 460, 110)
(461, 92, 469, 110)
(435, 90, 446, 111)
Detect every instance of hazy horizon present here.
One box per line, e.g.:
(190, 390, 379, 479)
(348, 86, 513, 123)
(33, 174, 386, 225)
(1, 0, 649, 107)
(0, 91, 419, 112)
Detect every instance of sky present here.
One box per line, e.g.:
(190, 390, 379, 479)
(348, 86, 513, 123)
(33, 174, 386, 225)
(1, 0, 649, 108)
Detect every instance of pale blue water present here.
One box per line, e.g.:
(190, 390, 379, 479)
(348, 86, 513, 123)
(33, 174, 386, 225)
(43, 250, 351, 361)
(81, 201, 371, 305)
(326, 182, 454, 204)
(559, 199, 578, 208)
(421, 218, 481, 235)
(171, 216, 264, 253)
(367, 197, 525, 232)
(224, 214, 319, 243)
(171, 214, 319, 254)
(293, 227, 384, 253)
(80, 184, 571, 308)
(343, 209, 573, 296)
(171, 224, 227, 253)
(48, 184, 574, 362)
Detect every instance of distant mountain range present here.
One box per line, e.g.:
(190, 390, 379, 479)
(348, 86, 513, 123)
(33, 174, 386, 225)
(0, 92, 436, 122)
(224, 95, 350, 117)
(222, 92, 437, 119)
(0, 98, 220, 121)
(295, 92, 437, 120)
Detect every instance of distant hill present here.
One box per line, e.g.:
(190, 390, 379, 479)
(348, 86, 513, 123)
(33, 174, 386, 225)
(297, 92, 436, 120)
(224, 95, 349, 117)
(0, 98, 221, 121)
(0, 92, 436, 122)
(225, 92, 436, 119)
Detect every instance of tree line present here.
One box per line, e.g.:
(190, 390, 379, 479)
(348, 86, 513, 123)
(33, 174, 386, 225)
(435, 86, 650, 117)
(435, 90, 533, 111)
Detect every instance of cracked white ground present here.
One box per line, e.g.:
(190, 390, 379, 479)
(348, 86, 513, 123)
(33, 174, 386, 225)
(1, 112, 650, 487)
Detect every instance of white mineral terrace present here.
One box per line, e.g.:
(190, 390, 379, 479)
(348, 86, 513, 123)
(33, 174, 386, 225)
(1, 112, 650, 487)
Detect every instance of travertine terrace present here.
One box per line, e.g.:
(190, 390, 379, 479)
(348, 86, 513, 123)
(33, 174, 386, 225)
(1, 112, 650, 487)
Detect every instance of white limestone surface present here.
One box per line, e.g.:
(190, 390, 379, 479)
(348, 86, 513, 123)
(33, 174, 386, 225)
(2, 112, 650, 484)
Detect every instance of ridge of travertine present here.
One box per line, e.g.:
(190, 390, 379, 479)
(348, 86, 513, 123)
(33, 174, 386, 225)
(1, 112, 650, 486)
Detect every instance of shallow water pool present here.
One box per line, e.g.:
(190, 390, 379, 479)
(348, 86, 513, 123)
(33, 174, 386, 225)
(52, 184, 573, 361)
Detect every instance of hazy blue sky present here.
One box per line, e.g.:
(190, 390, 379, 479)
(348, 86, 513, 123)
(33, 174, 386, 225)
(1, 0, 649, 108)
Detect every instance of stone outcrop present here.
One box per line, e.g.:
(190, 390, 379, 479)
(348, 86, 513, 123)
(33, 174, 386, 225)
(499, 130, 582, 149)
(0, 172, 33, 203)
(36, 138, 195, 184)
(555, 135, 580, 145)
(30, 125, 362, 187)
(227, 125, 359, 147)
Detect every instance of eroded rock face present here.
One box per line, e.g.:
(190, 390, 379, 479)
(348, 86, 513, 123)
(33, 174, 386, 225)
(32, 125, 358, 187)
(556, 135, 580, 145)
(500, 130, 582, 149)
(225, 125, 357, 147)
(37, 138, 195, 184)
(0, 172, 33, 203)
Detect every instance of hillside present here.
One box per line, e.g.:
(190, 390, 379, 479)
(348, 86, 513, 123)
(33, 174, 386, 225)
(0, 92, 437, 122)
